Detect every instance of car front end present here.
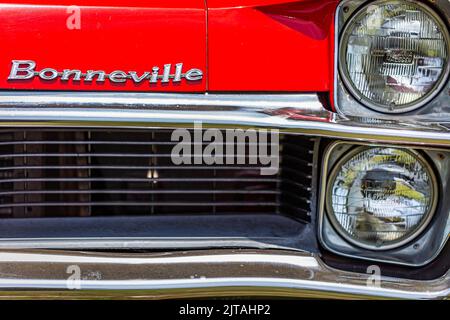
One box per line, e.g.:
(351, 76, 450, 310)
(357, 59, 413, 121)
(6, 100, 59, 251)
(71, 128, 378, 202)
(0, 0, 447, 300)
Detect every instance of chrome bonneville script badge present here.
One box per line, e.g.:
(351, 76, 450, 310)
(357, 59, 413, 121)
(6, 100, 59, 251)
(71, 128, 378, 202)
(8, 60, 203, 84)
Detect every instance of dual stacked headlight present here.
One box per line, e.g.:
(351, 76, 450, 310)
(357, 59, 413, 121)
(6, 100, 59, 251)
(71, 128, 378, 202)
(325, 0, 448, 262)
(326, 146, 438, 250)
(339, 0, 449, 113)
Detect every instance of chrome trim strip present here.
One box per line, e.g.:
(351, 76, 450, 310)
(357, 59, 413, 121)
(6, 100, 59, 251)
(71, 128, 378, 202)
(0, 237, 297, 250)
(0, 92, 324, 110)
(0, 92, 448, 146)
(0, 249, 447, 299)
(0, 277, 446, 299)
(0, 251, 319, 266)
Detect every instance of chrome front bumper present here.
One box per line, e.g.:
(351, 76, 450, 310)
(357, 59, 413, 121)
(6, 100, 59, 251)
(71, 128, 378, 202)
(0, 91, 448, 299)
(0, 249, 448, 299)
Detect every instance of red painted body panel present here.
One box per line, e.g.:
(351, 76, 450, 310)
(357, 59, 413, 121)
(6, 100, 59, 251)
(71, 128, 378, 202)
(0, 0, 337, 94)
(207, 0, 338, 92)
(0, 1, 207, 92)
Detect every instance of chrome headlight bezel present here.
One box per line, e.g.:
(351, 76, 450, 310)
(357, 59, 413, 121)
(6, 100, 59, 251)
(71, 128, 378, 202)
(325, 145, 438, 251)
(335, 0, 450, 117)
(318, 141, 449, 266)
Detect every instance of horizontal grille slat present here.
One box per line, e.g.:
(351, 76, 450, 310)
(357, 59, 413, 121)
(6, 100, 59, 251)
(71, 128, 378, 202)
(0, 178, 280, 183)
(0, 189, 281, 196)
(0, 141, 278, 146)
(0, 166, 268, 171)
(0, 129, 315, 220)
(282, 154, 314, 166)
(0, 153, 272, 159)
(0, 202, 279, 208)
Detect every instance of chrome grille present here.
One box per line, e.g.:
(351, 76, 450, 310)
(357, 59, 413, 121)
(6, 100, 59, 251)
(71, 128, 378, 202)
(0, 129, 315, 221)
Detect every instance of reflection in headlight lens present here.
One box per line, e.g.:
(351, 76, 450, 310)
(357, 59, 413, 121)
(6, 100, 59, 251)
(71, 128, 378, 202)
(327, 147, 436, 249)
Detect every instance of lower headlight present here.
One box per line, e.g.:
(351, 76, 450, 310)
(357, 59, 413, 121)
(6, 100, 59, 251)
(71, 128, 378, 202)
(326, 147, 437, 250)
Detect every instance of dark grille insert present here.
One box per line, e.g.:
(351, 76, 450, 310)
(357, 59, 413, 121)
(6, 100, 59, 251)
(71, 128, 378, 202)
(0, 129, 315, 221)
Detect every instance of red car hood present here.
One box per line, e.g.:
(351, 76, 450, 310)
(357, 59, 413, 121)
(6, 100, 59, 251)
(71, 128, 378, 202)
(0, 0, 337, 93)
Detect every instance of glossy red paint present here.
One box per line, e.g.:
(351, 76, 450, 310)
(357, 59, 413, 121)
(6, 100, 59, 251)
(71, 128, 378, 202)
(207, 0, 338, 92)
(0, 0, 207, 92)
(0, 0, 337, 96)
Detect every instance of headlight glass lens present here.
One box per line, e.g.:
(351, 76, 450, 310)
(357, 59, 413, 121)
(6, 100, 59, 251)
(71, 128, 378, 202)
(340, 0, 449, 112)
(327, 147, 436, 249)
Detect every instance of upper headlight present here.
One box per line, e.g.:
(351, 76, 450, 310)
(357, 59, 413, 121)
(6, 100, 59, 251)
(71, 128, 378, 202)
(339, 0, 450, 113)
(326, 147, 437, 250)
